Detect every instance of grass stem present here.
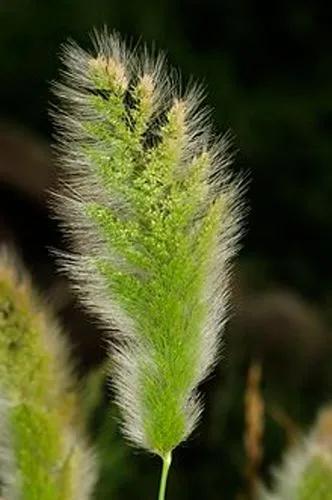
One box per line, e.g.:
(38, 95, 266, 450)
(158, 451, 172, 500)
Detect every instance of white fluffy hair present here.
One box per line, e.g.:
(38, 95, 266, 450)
(51, 29, 245, 453)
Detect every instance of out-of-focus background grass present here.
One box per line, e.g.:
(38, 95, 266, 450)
(0, 1, 331, 499)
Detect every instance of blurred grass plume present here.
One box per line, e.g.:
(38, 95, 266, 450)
(0, 248, 96, 499)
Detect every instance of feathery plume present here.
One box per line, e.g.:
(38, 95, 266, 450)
(260, 407, 332, 500)
(52, 29, 243, 468)
(0, 248, 96, 499)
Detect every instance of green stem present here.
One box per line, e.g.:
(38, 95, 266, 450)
(158, 451, 172, 500)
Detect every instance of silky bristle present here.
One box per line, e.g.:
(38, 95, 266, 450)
(52, 29, 244, 457)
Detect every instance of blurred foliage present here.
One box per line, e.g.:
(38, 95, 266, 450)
(0, 1, 331, 499)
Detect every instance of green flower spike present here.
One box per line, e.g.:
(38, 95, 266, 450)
(52, 29, 244, 499)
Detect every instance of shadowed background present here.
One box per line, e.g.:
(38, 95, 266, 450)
(0, 1, 331, 499)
